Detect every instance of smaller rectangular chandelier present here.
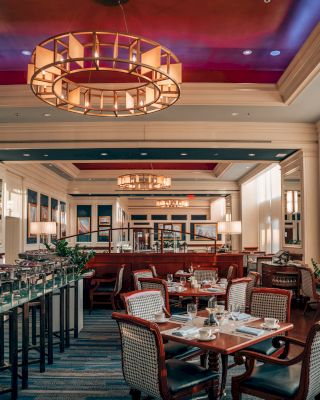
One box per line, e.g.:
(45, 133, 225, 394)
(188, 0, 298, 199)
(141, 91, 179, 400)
(156, 199, 189, 208)
(117, 174, 171, 190)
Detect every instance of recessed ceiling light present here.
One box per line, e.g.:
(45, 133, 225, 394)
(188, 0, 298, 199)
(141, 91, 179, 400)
(248, 153, 255, 157)
(270, 50, 280, 56)
(275, 153, 287, 158)
(264, 0, 271, 3)
(140, 152, 148, 156)
(213, 153, 219, 156)
(43, 154, 49, 157)
(21, 50, 31, 56)
(43, 113, 51, 117)
(246, 166, 251, 169)
(180, 153, 188, 156)
(232, 112, 239, 116)
(242, 49, 253, 56)
(23, 153, 30, 157)
(100, 152, 108, 156)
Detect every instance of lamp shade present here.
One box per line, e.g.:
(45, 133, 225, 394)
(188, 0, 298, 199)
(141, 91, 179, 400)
(217, 221, 242, 234)
(30, 221, 57, 235)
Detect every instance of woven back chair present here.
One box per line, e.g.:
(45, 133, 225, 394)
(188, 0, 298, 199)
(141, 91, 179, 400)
(132, 269, 154, 290)
(232, 321, 320, 400)
(250, 287, 292, 323)
(139, 278, 170, 313)
(122, 290, 170, 321)
(246, 271, 261, 309)
(194, 268, 218, 282)
(226, 278, 251, 313)
(299, 266, 320, 316)
(112, 312, 218, 400)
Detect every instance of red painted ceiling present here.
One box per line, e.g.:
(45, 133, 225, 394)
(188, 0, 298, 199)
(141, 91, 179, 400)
(1, 0, 320, 84)
(74, 162, 217, 170)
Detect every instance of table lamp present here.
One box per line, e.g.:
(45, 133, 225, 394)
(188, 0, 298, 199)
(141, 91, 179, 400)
(30, 221, 57, 246)
(217, 221, 242, 251)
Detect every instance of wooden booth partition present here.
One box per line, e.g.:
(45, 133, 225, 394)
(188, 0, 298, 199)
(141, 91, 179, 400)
(85, 252, 244, 293)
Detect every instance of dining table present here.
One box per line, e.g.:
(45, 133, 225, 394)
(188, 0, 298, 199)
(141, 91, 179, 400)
(168, 283, 226, 307)
(158, 310, 294, 398)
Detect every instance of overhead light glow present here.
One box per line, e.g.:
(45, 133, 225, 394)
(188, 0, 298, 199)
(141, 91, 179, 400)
(275, 153, 287, 158)
(248, 153, 255, 157)
(23, 153, 31, 157)
(242, 50, 253, 55)
(21, 50, 31, 56)
(270, 50, 281, 56)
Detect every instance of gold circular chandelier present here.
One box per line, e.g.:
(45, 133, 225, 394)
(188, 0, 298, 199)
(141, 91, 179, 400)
(27, 31, 181, 117)
(117, 174, 171, 190)
(156, 200, 189, 208)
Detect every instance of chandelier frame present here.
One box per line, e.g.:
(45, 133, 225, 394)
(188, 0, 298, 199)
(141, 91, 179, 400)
(156, 199, 189, 208)
(117, 173, 171, 191)
(28, 31, 181, 117)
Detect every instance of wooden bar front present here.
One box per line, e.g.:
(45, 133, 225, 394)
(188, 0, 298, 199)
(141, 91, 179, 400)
(86, 252, 244, 292)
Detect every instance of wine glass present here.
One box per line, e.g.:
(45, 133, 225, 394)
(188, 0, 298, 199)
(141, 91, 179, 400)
(180, 276, 186, 287)
(187, 303, 197, 324)
(167, 274, 173, 284)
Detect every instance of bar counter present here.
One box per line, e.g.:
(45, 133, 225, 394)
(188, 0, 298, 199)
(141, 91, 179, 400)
(86, 252, 244, 291)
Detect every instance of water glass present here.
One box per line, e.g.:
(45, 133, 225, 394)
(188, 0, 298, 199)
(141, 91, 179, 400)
(180, 276, 186, 287)
(231, 303, 241, 320)
(187, 303, 197, 323)
(167, 274, 173, 284)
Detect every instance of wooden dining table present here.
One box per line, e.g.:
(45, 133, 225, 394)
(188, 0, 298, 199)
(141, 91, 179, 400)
(168, 283, 226, 307)
(158, 310, 294, 398)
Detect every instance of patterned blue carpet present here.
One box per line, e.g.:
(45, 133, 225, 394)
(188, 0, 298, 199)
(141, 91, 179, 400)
(1, 310, 257, 399)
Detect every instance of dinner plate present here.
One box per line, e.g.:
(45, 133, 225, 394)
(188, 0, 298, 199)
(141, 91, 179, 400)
(194, 334, 216, 342)
(261, 323, 280, 330)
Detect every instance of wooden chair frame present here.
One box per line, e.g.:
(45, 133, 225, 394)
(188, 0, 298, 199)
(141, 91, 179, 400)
(232, 322, 320, 400)
(299, 266, 320, 318)
(89, 265, 124, 311)
(112, 312, 217, 400)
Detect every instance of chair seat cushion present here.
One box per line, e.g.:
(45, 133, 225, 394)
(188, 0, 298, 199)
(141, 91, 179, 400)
(166, 358, 218, 394)
(164, 341, 201, 360)
(243, 363, 301, 398)
(246, 338, 284, 356)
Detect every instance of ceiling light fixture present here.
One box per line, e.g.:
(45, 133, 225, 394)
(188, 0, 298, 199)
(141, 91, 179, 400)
(27, 31, 181, 117)
(100, 152, 108, 156)
(232, 112, 239, 116)
(275, 153, 287, 158)
(117, 173, 171, 190)
(156, 199, 189, 208)
(248, 153, 256, 157)
(140, 152, 148, 156)
(180, 153, 188, 156)
(242, 50, 253, 55)
(21, 50, 31, 56)
(23, 153, 31, 157)
(270, 50, 280, 56)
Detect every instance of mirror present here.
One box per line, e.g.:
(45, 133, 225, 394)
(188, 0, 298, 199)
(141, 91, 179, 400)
(283, 168, 302, 246)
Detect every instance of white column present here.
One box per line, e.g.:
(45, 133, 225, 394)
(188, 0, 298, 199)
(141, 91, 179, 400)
(230, 192, 241, 251)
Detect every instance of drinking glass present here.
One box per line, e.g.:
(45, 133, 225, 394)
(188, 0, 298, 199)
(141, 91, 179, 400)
(187, 303, 197, 324)
(167, 274, 173, 284)
(180, 276, 186, 287)
(231, 303, 241, 320)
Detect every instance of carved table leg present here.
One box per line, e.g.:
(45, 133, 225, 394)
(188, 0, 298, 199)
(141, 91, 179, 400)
(208, 350, 220, 398)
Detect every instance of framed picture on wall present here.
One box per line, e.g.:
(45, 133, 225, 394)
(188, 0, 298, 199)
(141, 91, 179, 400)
(40, 205, 48, 221)
(98, 226, 110, 237)
(172, 223, 183, 240)
(28, 203, 37, 238)
(194, 223, 217, 240)
(99, 216, 111, 226)
(158, 223, 182, 240)
(77, 217, 91, 235)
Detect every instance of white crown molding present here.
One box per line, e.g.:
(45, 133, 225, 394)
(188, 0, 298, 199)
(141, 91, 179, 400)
(53, 162, 80, 178)
(278, 23, 320, 104)
(213, 163, 232, 178)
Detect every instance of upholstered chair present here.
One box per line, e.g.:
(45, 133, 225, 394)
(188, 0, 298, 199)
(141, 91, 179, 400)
(246, 288, 292, 356)
(132, 269, 154, 290)
(245, 272, 261, 310)
(232, 321, 320, 400)
(112, 312, 218, 400)
(121, 290, 203, 361)
(139, 278, 170, 313)
(194, 268, 218, 282)
(299, 266, 320, 317)
(225, 278, 251, 313)
(89, 265, 124, 311)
